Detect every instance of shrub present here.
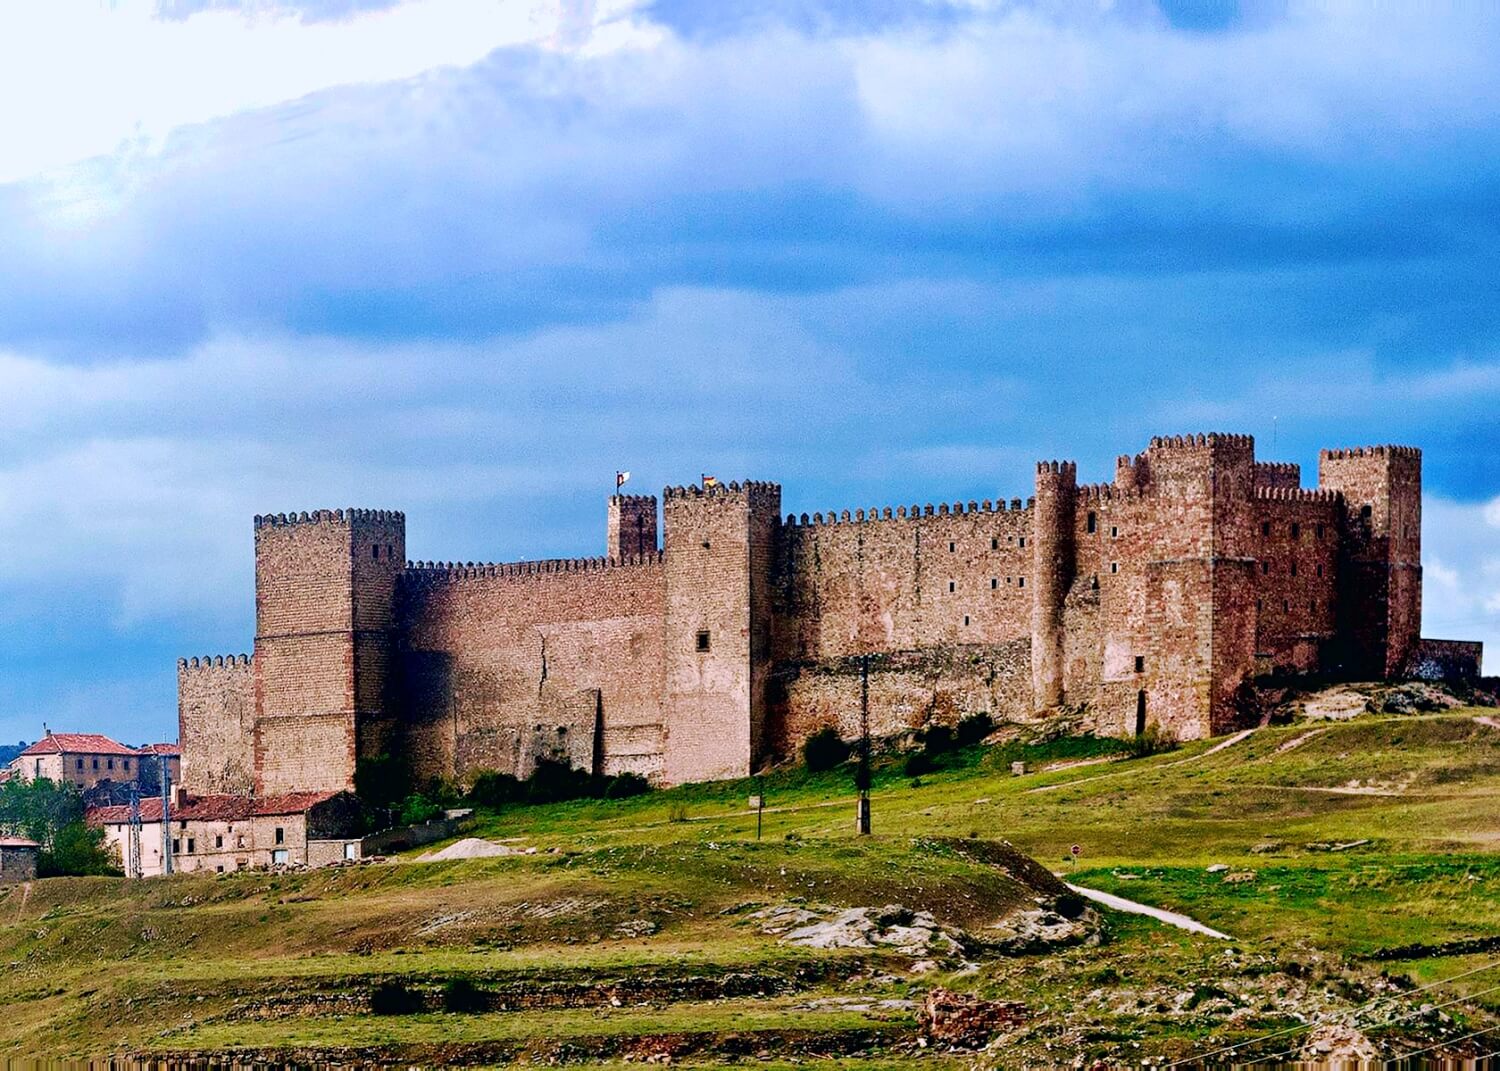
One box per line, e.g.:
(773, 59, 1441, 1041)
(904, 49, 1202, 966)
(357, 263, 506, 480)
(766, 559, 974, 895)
(667, 802, 690, 823)
(370, 981, 423, 1015)
(467, 770, 522, 808)
(1126, 723, 1180, 758)
(38, 820, 118, 878)
(903, 751, 936, 777)
(526, 758, 595, 804)
(921, 724, 956, 756)
(955, 712, 996, 747)
(441, 978, 488, 1013)
(604, 773, 650, 799)
(802, 727, 850, 772)
(396, 793, 443, 826)
(354, 753, 414, 812)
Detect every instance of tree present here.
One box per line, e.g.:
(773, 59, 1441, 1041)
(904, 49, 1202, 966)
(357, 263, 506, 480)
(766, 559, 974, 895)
(0, 777, 119, 876)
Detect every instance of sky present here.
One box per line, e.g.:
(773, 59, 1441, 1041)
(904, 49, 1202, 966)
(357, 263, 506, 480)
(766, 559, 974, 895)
(1, 0, 1498, 745)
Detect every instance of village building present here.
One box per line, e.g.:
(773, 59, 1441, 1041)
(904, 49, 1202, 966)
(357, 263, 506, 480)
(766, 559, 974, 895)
(0, 837, 39, 884)
(88, 790, 361, 877)
(7, 732, 180, 792)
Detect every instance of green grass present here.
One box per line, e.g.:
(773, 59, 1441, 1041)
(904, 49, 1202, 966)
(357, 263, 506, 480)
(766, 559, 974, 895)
(2, 708, 1498, 1064)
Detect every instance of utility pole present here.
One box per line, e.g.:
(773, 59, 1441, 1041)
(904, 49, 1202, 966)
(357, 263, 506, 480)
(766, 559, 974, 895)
(127, 791, 142, 879)
(855, 654, 871, 835)
(160, 766, 173, 876)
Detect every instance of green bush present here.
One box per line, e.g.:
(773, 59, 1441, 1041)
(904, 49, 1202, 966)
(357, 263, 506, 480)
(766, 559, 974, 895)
(1126, 723, 1180, 758)
(955, 712, 996, 746)
(903, 751, 937, 777)
(38, 820, 118, 878)
(396, 793, 443, 826)
(441, 978, 488, 1013)
(921, 724, 956, 755)
(467, 770, 522, 808)
(604, 773, 650, 799)
(370, 981, 423, 1015)
(354, 753, 414, 812)
(802, 727, 850, 772)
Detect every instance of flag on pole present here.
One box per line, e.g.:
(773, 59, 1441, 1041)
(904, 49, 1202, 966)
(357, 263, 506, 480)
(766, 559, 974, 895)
(702, 474, 719, 488)
(616, 471, 630, 490)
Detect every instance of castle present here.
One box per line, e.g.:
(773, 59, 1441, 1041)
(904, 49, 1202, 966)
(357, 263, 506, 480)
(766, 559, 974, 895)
(177, 433, 1481, 796)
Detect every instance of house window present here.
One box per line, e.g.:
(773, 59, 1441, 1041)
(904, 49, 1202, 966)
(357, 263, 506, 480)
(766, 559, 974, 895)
(237, 835, 246, 848)
(695, 630, 711, 652)
(123, 759, 130, 771)
(275, 827, 285, 845)
(1361, 505, 1373, 520)
(216, 866, 224, 873)
(171, 839, 180, 854)
(186, 838, 195, 854)
(1291, 523, 1301, 539)
(215, 835, 223, 849)
(1086, 512, 1097, 533)
(107, 758, 114, 770)
(1134, 656, 1145, 673)
(1283, 600, 1290, 612)
(1316, 564, 1323, 577)
(1256, 599, 1263, 612)
(76, 758, 84, 770)
(92, 758, 99, 770)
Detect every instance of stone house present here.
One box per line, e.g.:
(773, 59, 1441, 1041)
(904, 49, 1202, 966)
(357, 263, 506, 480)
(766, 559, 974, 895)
(0, 837, 39, 883)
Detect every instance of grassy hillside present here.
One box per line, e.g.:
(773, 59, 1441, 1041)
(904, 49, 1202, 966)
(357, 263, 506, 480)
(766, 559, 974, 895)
(2, 709, 1498, 1066)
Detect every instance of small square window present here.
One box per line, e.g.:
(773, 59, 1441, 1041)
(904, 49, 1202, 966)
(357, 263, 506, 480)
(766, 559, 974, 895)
(1134, 656, 1145, 673)
(695, 630, 711, 652)
(1109, 562, 1119, 574)
(1110, 526, 1119, 538)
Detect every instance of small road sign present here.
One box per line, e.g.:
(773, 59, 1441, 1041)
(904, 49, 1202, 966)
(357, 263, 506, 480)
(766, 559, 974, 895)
(1070, 844, 1081, 858)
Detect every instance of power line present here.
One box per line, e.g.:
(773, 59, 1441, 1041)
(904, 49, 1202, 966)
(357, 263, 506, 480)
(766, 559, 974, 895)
(1384, 1019, 1500, 1065)
(1167, 961, 1500, 1068)
(1246, 980, 1500, 1068)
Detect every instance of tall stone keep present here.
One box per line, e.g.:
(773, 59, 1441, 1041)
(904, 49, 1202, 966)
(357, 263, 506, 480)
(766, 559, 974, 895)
(1030, 461, 1076, 711)
(661, 481, 781, 783)
(1318, 446, 1422, 677)
(252, 509, 406, 794)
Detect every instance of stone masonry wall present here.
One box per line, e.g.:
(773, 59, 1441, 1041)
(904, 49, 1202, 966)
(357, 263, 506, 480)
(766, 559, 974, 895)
(179, 655, 255, 795)
(396, 556, 667, 782)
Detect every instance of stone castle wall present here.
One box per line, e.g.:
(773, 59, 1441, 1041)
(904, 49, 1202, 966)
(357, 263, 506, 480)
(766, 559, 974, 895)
(177, 435, 1470, 795)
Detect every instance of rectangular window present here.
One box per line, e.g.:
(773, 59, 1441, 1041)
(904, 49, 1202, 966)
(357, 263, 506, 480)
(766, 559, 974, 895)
(216, 865, 224, 873)
(948, 541, 956, 552)
(77, 758, 84, 770)
(372, 544, 380, 559)
(1316, 523, 1325, 538)
(1018, 537, 1026, 548)
(215, 835, 223, 849)
(963, 615, 970, 626)
(991, 578, 998, 589)
(1261, 561, 1270, 574)
(1316, 564, 1323, 577)
(1109, 562, 1119, 574)
(1261, 521, 1271, 536)
(275, 827, 285, 845)
(1110, 526, 1119, 538)
(1018, 577, 1025, 588)
(1290, 562, 1298, 577)
(186, 838, 195, 854)
(991, 537, 998, 550)
(107, 758, 114, 770)
(92, 758, 99, 770)
(695, 630, 711, 652)
(272, 849, 289, 866)
(171, 839, 180, 854)
(1086, 511, 1097, 533)
(1283, 600, 1290, 612)
(123, 759, 129, 771)
(1256, 599, 1263, 612)
(948, 580, 955, 593)
(1291, 523, 1301, 539)
(1135, 656, 1145, 673)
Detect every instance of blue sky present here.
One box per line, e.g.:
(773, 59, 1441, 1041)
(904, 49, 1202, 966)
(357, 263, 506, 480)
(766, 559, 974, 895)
(1, 0, 1497, 745)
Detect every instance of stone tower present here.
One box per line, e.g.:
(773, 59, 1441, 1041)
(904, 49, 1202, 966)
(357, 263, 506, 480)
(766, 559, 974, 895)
(661, 481, 781, 783)
(1030, 460, 1076, 711)
(607, 494, 659, 559)
(252, 508, 405, 794)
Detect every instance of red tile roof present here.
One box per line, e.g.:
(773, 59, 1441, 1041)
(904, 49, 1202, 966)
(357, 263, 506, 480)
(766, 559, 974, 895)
(19, 733, 139, 757)
(87, 791, 341, 826)
(135, 743, 181, 756)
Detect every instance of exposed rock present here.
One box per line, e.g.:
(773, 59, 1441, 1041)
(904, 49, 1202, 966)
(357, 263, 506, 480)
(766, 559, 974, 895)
(1301, 689, 1373, 721)
(920, 987, 1028, 1048)
(1206, 863, 1230, 873)
(1303, 1023, 1380, 1062)
(757, 904, 967, 956)
(978, 906, 1100, 955)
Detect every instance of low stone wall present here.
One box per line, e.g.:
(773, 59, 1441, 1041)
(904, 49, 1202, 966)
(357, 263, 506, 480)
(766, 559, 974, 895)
(359, 810, 473, 856)
(1406, 638, 1484, 681)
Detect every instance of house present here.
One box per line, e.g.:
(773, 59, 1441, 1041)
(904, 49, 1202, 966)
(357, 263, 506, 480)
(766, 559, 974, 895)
(10, 732, 144, 789)
(0, 837, 39, 883)
(87, 790, 362, 877)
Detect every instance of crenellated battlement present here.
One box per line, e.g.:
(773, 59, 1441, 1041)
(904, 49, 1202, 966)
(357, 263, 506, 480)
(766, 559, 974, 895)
(402, 552, 664, 584)
(178, 653, 251, 670)
(253, 508, 405, 529)
(1149, 432, 1254, 450)
(1320, 445, 1421, 460)
(1036, 460, 1077, 476)
(662, 480, 781, 500)
(1253, 486, 1341, 503)
(781, 497, 1030, 528)
(1077, 482, 1144, 502)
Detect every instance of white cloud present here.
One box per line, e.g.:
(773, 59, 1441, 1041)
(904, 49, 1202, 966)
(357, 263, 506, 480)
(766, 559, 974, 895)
(1423, 495, 1500, 675)
(0, 0, 659, 185)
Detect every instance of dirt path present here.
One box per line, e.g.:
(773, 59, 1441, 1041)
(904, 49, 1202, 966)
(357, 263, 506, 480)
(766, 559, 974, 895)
(1066, 883, 1232, 940)
(1026, 729, 1256, 794)
(1274, 727, 1331, 754)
